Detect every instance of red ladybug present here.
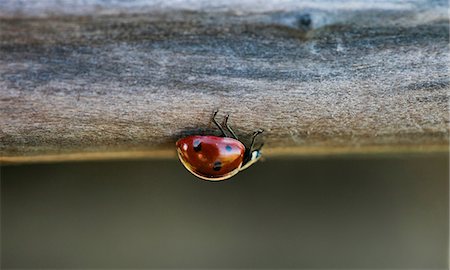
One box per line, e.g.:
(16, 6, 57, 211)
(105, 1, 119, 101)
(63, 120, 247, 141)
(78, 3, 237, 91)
(176, 111, 264, 181)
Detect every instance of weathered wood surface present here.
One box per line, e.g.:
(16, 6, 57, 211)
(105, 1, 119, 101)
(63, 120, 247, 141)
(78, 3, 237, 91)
(0, 0, 448, 163)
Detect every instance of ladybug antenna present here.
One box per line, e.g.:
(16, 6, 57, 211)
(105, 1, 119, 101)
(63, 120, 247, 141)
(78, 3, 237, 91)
(212, 110, 227, 137)
(241, 130, 264, 171)
(249, 129, 264, 151)
(223, 114, 238, 140)
(256, 142, 264, 151)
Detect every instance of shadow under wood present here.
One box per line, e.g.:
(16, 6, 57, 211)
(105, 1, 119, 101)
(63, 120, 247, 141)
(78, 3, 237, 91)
(1, 155, 448, 268)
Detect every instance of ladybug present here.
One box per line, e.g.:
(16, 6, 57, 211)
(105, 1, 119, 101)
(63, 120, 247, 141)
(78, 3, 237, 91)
(176, 110, 264, 181)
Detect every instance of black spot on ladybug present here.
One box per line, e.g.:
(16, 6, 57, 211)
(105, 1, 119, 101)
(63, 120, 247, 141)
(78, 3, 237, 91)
(193, 140, 202, 152)
(225, 145, 232, 152)
(213, 161, 222, 171)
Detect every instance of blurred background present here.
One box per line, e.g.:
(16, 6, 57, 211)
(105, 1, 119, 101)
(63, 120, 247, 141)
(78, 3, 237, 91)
(1, 154, 448, 269)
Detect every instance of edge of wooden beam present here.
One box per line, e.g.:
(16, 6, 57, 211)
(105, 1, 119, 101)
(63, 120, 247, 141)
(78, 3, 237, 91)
(1, 144, 447, 165)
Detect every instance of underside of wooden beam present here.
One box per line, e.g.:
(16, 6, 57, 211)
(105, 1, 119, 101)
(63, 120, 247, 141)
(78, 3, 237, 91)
(0, 0, 448, 164)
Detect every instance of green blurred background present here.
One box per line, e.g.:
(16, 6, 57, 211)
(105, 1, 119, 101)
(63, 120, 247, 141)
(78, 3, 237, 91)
(1, 154, 448, 269)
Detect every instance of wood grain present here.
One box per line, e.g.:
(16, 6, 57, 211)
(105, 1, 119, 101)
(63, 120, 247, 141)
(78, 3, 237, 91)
(0, 0, 448, 163)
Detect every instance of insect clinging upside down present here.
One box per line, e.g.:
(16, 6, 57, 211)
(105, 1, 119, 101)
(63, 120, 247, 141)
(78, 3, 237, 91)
(176, 110, 264, 181)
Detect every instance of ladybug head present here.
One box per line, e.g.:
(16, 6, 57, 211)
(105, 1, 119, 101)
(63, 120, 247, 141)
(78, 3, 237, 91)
(240, 143, 263, 171)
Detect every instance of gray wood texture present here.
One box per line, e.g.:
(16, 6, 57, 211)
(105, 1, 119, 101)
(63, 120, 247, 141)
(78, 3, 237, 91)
(0, 0, 448, 163)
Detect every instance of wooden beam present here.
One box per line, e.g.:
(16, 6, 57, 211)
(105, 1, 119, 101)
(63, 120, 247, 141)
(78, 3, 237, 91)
(0, 0, 448, 163)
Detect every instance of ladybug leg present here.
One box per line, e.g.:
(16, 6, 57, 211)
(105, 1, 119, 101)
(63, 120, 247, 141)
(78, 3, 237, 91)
(212, 110, 227, 137)
(250, 129, 264, 151)
(223, 114, 239, 140)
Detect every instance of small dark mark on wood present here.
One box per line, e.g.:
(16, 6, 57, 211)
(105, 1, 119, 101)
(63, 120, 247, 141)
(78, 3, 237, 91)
(296, 13, 312, 29)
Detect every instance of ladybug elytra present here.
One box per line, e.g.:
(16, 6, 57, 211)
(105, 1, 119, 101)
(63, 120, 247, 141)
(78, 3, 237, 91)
(176, 111, 264, 181)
